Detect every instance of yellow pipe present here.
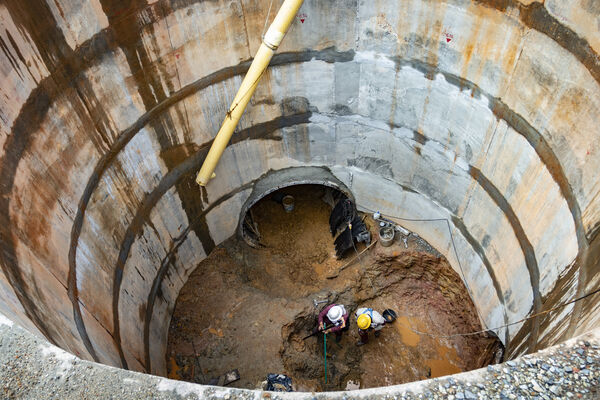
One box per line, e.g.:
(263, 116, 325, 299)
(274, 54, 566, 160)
(196, 0, 305, 186)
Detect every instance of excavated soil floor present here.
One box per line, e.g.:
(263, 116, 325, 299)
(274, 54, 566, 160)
(166, 186, 501, 391)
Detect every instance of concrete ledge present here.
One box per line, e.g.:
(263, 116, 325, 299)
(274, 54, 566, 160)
(1, 313, 598, 399)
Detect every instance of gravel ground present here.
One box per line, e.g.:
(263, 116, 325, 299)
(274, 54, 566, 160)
(0, 314, 599, 399)
(394, 341, 600, 400)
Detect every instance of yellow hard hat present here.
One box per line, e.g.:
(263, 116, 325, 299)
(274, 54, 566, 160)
(357, 314, 371, 330)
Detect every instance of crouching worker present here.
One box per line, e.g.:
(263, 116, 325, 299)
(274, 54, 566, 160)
(318, 304, 349, 342)
(355, 307, 385, 346)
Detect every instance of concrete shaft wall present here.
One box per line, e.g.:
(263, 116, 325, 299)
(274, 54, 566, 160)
(0, 0, 599, 379)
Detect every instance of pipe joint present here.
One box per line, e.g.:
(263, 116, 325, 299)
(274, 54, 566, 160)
(263, 28, 285, 50)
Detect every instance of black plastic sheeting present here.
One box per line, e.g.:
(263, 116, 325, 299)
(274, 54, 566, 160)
(330, 199, 370, 258)
(266, 373, 294, 392)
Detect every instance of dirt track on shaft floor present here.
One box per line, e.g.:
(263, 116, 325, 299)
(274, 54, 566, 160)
(166, 185, 501, 391)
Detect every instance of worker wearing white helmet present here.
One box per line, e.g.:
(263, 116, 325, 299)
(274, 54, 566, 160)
(317, 303, 349, 342)
(355, 307, 385, 346)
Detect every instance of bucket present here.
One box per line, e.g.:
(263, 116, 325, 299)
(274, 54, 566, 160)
(282, 195, 295, 213)
(379, 226, 395, 247)
(382, 309, 397, 323)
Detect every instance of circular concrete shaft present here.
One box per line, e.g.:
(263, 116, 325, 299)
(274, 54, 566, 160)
(0, 0, 599, 397)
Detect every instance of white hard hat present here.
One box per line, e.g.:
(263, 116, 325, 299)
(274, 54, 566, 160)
(327, 305, 343, 323)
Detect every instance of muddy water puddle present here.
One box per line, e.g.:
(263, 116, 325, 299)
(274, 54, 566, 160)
(395, 316, 421, 347)
(426, 344, 462, 378)
(394, 316, 461, 378)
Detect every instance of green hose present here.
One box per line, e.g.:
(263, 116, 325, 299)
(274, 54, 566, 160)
(323, 332, 327, 384)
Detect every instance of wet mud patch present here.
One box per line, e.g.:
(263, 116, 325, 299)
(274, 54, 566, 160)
(280, 311, 364, 391)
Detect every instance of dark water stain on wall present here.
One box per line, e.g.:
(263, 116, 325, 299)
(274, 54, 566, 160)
(0, 34, 24, 80)
(536, 260, 579, 349)
(388, 56, 587, 343)
(1, 0, 124, 363)
(161, 143, 216, 260)
(98, 0, 218, 368)
(451, 215, 509, 345)
(98, 0, 183, 152)
(413, 129, 429, 146)
(469, 166, 541, 353)
(474, 0, 509, 12)
(5, 30, 29, 76)
(578, 231, 600, 331)
(0, 88, 55, 346)
(475, 0, 600, 87)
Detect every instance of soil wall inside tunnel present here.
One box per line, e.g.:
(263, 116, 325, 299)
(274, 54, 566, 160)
(0, 0, 598, 388)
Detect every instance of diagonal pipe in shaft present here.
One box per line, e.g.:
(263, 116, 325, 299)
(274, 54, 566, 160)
(195, 0, 305, 186)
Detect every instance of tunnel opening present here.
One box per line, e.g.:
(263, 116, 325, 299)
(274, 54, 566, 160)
(166, 184, 503, 391)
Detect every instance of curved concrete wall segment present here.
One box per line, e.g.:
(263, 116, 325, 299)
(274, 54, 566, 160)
(0, 0, 599, 395)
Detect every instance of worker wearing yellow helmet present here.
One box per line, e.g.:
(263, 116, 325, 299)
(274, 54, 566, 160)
(355, 307, 385, 346)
